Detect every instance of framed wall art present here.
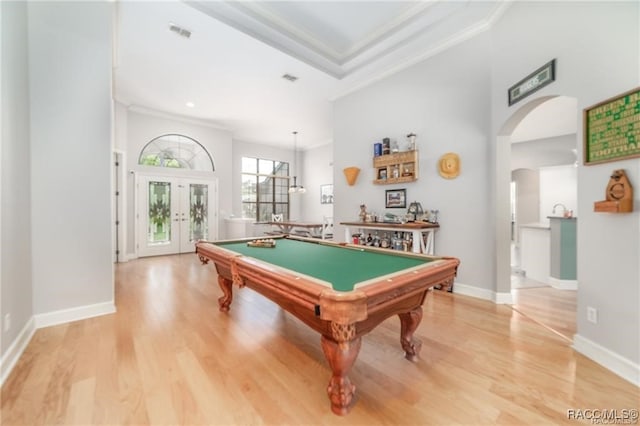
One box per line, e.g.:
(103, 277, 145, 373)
(385, 189, 406, 208)
(508, 59, 556, 106)
(320, 184, 333, 204)
(584, 87, 640, 165)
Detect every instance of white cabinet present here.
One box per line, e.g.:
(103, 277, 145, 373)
(519, 224, 550, 284)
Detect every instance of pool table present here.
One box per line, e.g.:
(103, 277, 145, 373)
(195, 236, 459, 415)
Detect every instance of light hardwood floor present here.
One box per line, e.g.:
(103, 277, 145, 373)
(511, 275, 577, 341)
(2, 254, 638, 425)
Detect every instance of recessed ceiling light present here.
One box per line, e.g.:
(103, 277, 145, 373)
(282, 74, 298, 82)
(186, 102, 195, 108)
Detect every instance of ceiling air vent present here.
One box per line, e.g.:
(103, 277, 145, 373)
(282, 74, 298, 82)
(168, 22, 192, 39)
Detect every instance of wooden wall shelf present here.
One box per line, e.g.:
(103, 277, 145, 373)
(373, 150, 419, 185)
(593, 169, 634, 213)
(593, 199, 633, 213)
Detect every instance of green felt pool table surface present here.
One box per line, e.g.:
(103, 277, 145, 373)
(216, 238, 434, 292)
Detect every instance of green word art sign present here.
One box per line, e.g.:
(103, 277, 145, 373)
(584, 87, 640, 165)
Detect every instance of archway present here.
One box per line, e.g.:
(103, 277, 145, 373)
(496, 95, 578, 339)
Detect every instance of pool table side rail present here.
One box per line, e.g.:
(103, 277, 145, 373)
(196, 240, 459, 328)
(196, 241, 336, 324)
(198, 235, 288, 245)
(310, 237, 443, 261)
(196, 238, 460, 416)
(196, 240, 335, 292)
(358, 258, 459, 315)
(196, 239, 457, 301)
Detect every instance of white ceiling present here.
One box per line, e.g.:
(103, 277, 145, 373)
(114, 1, 509, 149)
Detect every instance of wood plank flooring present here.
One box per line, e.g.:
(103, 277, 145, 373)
(512, 285, 577, 342)
(510, 251, 577, 341)
(2, 254, 638, 425)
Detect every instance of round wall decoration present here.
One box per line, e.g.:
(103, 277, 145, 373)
(438, 152, 460, 179)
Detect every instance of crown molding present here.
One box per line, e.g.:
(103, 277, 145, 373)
(126, 104, 230, 131)
(329, 1, 512, 100)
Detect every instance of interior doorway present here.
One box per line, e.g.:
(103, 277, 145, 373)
(498, 95, 578, 340)
(136, 174, 218, 257)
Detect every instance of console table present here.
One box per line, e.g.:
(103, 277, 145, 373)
(340, 221, 439, 255)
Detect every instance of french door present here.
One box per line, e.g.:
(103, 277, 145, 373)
(137, 174, 217, 257)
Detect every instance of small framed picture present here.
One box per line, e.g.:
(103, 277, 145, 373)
(320, 184, 333, 204)
(385, 189, 406, 208)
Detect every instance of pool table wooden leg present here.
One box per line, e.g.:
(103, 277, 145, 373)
(217, 276, 233, 312)
(320, 329, 362, 416)
(398, 306, 423, 361)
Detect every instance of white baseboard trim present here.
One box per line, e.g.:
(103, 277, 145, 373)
(1, 301, 116, 386)
(573, 334, 640, 386)
(34, 301, 116, 329)
(452, 282, 513, 304)
(0, 317, 36, 387)
(495, 291, 514, 304)
(548, 277, 578, 290)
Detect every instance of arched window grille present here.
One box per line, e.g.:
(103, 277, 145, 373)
(138, 134, 214, 171)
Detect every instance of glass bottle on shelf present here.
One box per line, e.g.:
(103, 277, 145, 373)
(381, 233, 390, 249)
(407, 133, 416, 151)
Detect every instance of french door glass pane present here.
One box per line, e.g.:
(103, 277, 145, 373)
(148, 181, 171, 245)
(190, 184, 208, 241)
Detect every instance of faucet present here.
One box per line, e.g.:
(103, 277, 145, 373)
(552, 203, 567, 215)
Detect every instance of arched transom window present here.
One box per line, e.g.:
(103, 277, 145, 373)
(138, 134, 214, 171)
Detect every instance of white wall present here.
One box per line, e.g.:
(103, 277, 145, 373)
(1, 1, 33, 363)
(28, 2, 114, 315)
(490, 2, 639, 376)
(512, 168, 539, 230)
(334, 32, 493, 291)
(2, 0, 636, 388)
(334, 0, 638, 381)
(539, 165, 577, 223)
(300, 143, 333, 222)
(124, 108, 232, 247)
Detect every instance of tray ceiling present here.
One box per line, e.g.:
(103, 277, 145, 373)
(114, 1, 509, 147)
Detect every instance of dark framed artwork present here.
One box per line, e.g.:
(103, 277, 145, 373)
(584, 87, 640, 165)
(385, 189, 406, 208)
(320, 184, 333, 204)
(508, 59, 556, 106)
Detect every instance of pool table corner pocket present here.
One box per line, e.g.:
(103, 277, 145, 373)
(318, 290, 368, 324)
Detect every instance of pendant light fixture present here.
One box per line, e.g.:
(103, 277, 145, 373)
(289, 131, 306, 194)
